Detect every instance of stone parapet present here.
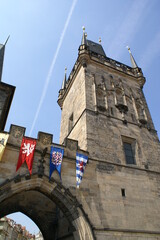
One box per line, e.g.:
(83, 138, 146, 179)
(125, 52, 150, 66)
(0, 124, 89, 185)
(58, 44, 146, 109)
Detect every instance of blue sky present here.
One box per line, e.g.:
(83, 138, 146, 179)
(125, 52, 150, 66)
(1, 0, 160, 235)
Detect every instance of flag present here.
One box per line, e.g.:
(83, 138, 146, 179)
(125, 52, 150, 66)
(0, 133, 9, 161)
(76, 153, 88, 188)
(16, 137, 36, 174)
(49, 146, 64, 180)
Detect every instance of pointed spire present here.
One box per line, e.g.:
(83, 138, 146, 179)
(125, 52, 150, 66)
(61, 67, 67, 89)
(0, 44, 5, 82)
(0, 36, 10, 82)
(126, 46, 138, 68)
(4, 35, 10, 46)
(81, 26, 87, 45)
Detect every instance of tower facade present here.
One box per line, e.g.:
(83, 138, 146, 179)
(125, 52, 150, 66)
(58, 31, 160, 239)
(58, 32, 159, 172)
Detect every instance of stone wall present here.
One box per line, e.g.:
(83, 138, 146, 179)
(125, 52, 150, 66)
(0, 125, 94, 240)
(85, 111, 160, 171)
(56, 50, 160, 239)
(59, 67, 86, 144)
(0, 124, 160, 239)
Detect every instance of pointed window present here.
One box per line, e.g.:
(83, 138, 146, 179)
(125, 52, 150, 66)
(121, 136, 136, 165)
(110, 107, 114, 115)
(123, 142, 135, 164)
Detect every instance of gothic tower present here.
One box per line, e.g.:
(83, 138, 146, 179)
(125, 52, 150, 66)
(58, 29, 159, 172)
(58, 29, 160, 239)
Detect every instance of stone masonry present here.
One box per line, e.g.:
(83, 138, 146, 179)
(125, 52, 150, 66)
(57, 31, 160, 239)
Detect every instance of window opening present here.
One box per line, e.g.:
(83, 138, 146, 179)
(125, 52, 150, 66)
(123, 142, 135, 164)
(121, 188, 125, 197)
(110, 107, 114, 115)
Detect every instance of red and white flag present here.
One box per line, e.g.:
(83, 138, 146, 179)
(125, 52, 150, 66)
(16, 137, 36, 174)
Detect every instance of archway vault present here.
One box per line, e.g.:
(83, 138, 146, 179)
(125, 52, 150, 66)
(0, 174, 95, 240)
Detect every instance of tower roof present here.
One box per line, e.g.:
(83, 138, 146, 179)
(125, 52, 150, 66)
(58, 31, 146, 109)
(81, 27, 106, 57)
(85, 39, 106, 57)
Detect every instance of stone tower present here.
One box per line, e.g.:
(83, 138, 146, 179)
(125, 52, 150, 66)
(58, 29, 159, 172)
(58, 29, 160, 239)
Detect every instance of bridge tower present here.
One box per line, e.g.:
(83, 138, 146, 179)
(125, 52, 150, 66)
(58, 29, 159, 171)
(58, 29, 160, 239)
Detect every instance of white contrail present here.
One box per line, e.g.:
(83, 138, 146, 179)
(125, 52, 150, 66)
(29, 0, 78, 136)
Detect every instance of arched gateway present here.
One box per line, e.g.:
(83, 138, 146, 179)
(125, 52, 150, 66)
(0, 174, 94, 240)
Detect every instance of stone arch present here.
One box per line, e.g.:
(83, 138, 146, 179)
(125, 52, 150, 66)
(0, 174, 94, 240)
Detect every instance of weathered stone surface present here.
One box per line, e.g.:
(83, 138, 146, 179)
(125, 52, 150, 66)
(57, 42, 160, 239)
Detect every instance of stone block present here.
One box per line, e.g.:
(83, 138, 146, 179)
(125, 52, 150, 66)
(64, 138, 78, 159)
(35, 131, 53, 154)
(8, 124, 25, 146)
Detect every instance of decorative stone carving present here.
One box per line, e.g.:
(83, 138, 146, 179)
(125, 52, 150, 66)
(115, 88, 128, 113)
(8, 125, 25, 146)
(10, 125, 25, 138)
(96, 88, 106, 112)
(135, 99, 147, 124)
(38, 132, 53, 145)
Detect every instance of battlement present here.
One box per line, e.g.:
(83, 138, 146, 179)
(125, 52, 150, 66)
(58, 42, 146, 109)
(78, 43, 144, 78)
(5, 124, 88, 160)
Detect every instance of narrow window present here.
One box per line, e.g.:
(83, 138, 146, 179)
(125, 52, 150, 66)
(123, 142, 135, 164)
(131, 113, 135, 122)
(110, 107, 114, 115)
(68, 113, 73, 133)
(121, 188, 125, 197)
